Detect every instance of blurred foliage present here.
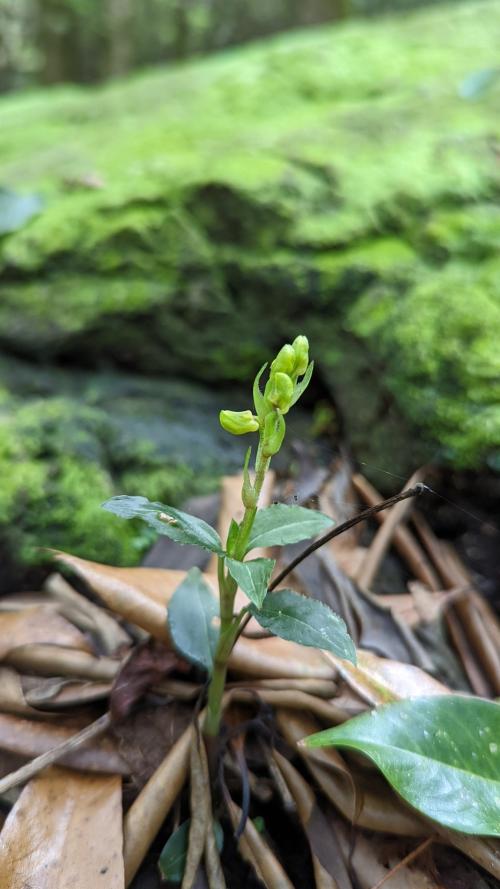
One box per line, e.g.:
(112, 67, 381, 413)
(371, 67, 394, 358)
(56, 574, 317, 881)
(0, 0, 482, 93)
(0, 0, 348, 92)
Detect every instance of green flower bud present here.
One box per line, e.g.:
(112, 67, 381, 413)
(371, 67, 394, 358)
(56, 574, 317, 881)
(262, 410, 286, 457)
(219, 409, 259, 436)
(292, 335, 309, 376)
(271, 344, 296, 376)
(267, 372, 294, 413)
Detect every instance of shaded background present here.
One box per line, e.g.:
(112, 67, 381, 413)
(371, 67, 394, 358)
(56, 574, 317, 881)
(0, 0, 498, 586)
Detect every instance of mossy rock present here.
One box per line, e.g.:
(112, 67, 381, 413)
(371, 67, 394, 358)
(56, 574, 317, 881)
(0, 359, 246, 573)
(1, 0, 500, 474)
(0, 356, 315, 577)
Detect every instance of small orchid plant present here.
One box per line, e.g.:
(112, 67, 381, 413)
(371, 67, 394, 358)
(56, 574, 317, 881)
(103, 336, 356, 741)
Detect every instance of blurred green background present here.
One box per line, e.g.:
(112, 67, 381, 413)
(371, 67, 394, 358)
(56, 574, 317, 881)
(0, 0, 499, 580)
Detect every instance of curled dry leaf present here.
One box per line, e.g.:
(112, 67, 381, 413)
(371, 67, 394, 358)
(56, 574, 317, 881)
(230, 635, 335, 680)
(182, 736, 211, 889)
(57, 553, 336, 680)
(22, 676, 112, 710)
(229, 678, 338, 697)
(277, 708, 427, 838)
(351, 473, 440, 592)
(323, 649, 448, 706)
(231, 687, 347, 726)
(273, 749, 353, 889)
(44, 572, 131, 655)
(110, 638, 186, 722)
(354, 469, 426, 591)
(123, 723, 192, 886)
(0, 668, 110, 717)
(0, 766, 124, 888)
(0, 712, 127, 776)
(0, 667, 51, 718)
(54, 553, 173, 643)
(0, 605, 92, 659)
(5, 644, 120, 682)
(226, 796, 295, 889)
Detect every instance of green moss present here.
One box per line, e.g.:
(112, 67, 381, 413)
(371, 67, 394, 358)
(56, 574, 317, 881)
(348, 261, 500, 466)
(1, 0, 500, 489)
(420, 204, 500, 261)
(0, 364, 253, 567)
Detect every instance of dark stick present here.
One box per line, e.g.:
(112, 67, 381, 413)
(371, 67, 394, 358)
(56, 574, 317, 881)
(269, 482, 429, 590)
(235, 483, 429, 643)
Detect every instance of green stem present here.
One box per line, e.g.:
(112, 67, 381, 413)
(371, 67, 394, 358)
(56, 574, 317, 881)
(203, 441, 270, 738)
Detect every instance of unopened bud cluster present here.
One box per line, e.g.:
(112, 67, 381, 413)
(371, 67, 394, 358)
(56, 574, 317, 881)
(219, 336, 312, 458)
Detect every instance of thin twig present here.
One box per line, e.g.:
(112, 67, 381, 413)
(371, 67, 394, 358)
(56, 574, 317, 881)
(369, 835, 435, 889)
(271, 484, 428, 591)
(0, 712, 112, 795)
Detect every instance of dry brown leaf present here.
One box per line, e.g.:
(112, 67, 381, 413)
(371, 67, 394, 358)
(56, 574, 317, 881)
(0, 712, 127, 774)
(414, 518, 500, 696)
(123, 722, 192, 886)
(355, 469, 427, 591)
(277, 708, 427, 838)
(231, 688, 347, 725)
(44, 572, 131, 655)
(444, 609, 491, 697)
(110, 639, 185, 721)
(273, 749, 353, 889)
(183, 735, 211, 889)
(0, 668, 110, 718)
(227, 796, 295, 889)
(0, 605, 92, 659)
(54, 553, 174, 642)
(22, 676, 112, 709)
(336, 828, 440, 889)
(5, 643, 120, 681)
(230, 635, 335, 680)
(0, 667, 47, 717)
(436, 828, 500, 880)
(0, 766, 123, 888)
(229, 678, 338, 697)
(323, 649, 449, 705)
(352, 474, 440, 592)
(57, 553, 336, 680)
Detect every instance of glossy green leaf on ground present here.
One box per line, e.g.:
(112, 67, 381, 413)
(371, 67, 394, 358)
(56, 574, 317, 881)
(158, 819, 223, 882)
(249, 589, 356, 663)
(167, 568, 219, 671)
(225, 556, 275, 609)
(246, 504, 334, 552)
(102, 495, 224, 554)
(304, 695, 500, 836)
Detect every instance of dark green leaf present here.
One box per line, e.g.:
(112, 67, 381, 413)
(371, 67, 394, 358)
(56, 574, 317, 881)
(226, 518, 240, 554)
(249, 589, 356, 663)
(158, 819, 223, 882)
(225, 556, 275, 609)
(246, 503, 334, 552)
(304, 695, 500, 836)
(167, 568, 219, 671)
(0, 188, 43, 234)
(102, 495, 223, 555)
